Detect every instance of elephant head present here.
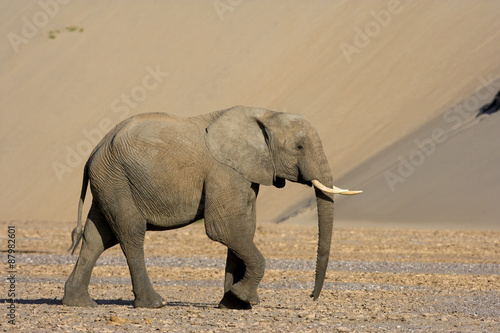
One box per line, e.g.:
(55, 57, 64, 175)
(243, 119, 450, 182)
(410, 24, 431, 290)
(206, 106, 361, 300)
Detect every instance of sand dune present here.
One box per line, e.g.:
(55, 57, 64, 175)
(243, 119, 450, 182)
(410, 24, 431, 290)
(293, 84, 500, 230)
(1, 1, 500, 228)
(340, 88, 500, 229)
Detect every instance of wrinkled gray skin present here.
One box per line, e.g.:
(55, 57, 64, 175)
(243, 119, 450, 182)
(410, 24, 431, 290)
(62, 106, 334, 309)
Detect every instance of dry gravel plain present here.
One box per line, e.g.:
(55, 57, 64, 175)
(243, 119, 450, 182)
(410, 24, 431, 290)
(1, 220, 499, 332)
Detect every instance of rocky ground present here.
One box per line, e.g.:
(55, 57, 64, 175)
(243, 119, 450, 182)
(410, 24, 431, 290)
(0, 220, 499, 332)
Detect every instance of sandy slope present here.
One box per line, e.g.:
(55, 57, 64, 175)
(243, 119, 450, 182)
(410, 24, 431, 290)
(334, 86, 500, 230)
(1, 1, 500, 226)
(289, 82, 500, 230)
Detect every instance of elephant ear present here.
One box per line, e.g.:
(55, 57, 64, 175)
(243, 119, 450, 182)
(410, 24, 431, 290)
(206, 107, 275, 186)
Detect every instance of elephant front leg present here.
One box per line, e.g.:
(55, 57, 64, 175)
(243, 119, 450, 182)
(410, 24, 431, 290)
(208, 211, 265, 308)
(226, 242, 265, 306)
(205, 176, 264, 309)
(218, 249, 252, 309)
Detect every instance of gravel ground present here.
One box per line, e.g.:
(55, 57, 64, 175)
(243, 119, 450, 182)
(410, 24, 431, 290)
(1, 220, 499, 332)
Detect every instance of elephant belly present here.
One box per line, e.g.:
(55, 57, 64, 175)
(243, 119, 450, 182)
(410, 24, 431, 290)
(129, 177, 206, 229)
(121, 155, 206, 229)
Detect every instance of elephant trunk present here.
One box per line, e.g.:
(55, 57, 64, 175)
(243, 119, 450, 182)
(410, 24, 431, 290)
(310, 177, 334, 300)
(296, 133, 336, 301)
(308, 175, 361, 300)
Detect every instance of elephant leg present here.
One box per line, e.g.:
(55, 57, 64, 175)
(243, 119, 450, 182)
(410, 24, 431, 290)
(218, 249, 251, 309)
(224, 249, 246, 293)
(207, 183, 264, 308)
(115, 219, 166, 308)
(225, 239, 265, 306)
(229, 191, 264, 306)
(218, 193, 260, 309)
(62, 203, 118, 307)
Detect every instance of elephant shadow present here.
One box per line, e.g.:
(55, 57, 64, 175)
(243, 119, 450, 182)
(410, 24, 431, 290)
(1, 298, 215, 308)
(95, 299, 215, 308)
(1, 298, 62, 306)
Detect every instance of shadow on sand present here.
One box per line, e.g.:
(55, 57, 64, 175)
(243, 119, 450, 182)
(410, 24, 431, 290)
(0, 298, 215, 308)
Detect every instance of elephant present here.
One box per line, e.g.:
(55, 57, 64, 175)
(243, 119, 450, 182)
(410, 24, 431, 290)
(61, 106, 361, 309)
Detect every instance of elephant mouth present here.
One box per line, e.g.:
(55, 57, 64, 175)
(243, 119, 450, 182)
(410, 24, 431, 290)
(285, 169, 316, 188)
(273, 177, 286, 188)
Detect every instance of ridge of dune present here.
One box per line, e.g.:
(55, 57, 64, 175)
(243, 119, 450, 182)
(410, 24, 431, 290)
(1, 1, 499, 226)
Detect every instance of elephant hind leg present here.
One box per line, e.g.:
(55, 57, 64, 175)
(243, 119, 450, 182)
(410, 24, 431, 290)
(62, 202, 118, 307)
(113, 216, 166, 308)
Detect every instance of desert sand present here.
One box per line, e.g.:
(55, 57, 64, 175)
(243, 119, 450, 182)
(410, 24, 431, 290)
(1, 0, 500, 332)
(1, 220, 499, 332)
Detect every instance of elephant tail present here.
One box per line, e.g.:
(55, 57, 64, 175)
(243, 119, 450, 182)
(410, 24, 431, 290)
(68, 163, 89, 255)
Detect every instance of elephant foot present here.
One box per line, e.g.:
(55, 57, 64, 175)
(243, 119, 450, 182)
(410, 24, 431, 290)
(62, 290, 98, 308)
(133, 293, 167, 308)
(230, 282, 259, 305)
(218, 292, 252, 310)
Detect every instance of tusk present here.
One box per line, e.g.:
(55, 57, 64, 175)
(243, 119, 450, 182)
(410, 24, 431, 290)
(311, 180, 363, 195)
(339, 190, 363, 195)
(311, 180, 347, 194)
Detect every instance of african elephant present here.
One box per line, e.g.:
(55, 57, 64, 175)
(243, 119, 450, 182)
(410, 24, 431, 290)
(61, 106, 361, 309)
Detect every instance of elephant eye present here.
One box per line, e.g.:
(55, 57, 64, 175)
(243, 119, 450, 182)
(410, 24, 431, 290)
(296, 144, 304, 150)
